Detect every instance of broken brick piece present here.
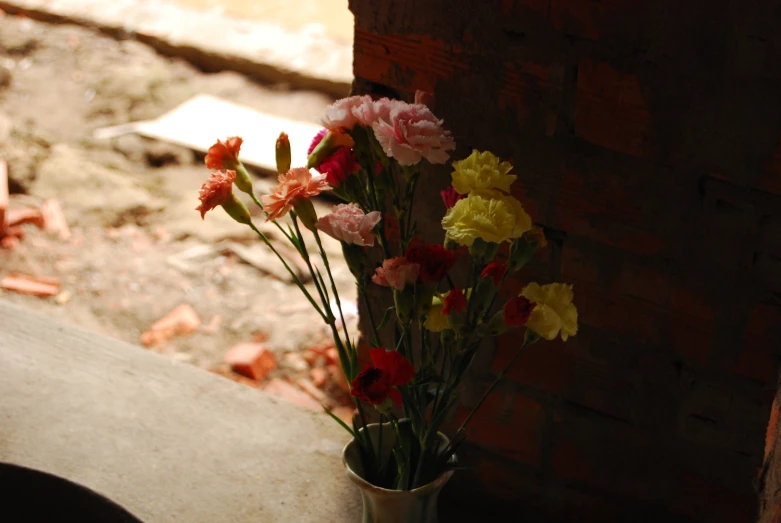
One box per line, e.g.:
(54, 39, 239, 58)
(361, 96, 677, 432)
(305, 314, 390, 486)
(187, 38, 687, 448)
(1, 273, 61, 297)
(324, 347, 340, 365)
(224, 343, 277, 381)
(310, 367, 328, 388)
(6, 208, 44, 228)
(263, 378, 321, 411)
(1, 235, 18, 249)
(140, 304, 201, 348)
(0, 159, 7, 232)
(41, 199, 71, 240)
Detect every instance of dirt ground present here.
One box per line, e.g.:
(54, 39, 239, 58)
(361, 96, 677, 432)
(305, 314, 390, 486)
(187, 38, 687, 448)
(0, 14, 357, 413)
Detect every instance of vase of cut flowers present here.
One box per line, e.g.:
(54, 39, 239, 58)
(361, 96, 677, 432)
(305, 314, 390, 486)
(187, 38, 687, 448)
(196, 91, 578, 523)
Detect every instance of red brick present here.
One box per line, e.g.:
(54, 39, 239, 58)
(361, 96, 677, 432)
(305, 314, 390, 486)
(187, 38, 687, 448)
(667, 317, 711, 365)
(224, 343, 277, 381)
(458, 391, 543, 467)
(670, 471, 756, 523)
(496, 60, 564, 136)
(493, 334, 576, 396)
(263, 378, 320, 411)
(669, 287, 714, 323)
(458, 453, 622, 522)
(574, 57, 652, 158)
(761, 133, 781, 197)
(550, 0, 648, 42)
(551, 414, 659, 501)
(731, 304, 781, 383)
(353, 30, 467, 92)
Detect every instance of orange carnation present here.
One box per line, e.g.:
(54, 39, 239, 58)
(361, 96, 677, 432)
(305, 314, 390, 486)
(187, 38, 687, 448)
(260, 168, 330, 221)
(205, 136, 243, 170)
(196, 170, 236, 219)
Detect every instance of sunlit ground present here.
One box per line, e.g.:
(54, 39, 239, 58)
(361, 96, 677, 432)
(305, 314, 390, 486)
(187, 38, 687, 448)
(173, 0, 354, 42)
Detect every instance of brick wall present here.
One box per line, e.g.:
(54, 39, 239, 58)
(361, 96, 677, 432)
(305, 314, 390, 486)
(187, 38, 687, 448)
(349, 1, 781, 521)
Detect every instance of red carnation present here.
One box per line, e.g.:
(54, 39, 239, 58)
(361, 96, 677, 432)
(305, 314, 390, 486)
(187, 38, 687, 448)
(503, 296, 535, 327)
(205, 136, 242, 170)
(440, 187, 465, 209)
(316, 147, 359, 187)
(405, 244, 458, 283)
(443, 287, 467, 316)
(350, 348, 413, 406)
(481, 262, 507, 287)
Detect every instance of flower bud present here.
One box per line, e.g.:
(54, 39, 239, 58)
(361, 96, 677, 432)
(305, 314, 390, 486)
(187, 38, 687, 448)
(342, 242, 365, 279)
(470, 277, 495, 320)
(393, 287, 415, 324)
(233, 163, 254, 197)
(508, 227, 546, 272)
(484, 310, 511, 336)
(275, 132, 291, 174)
(440, 328, 456, 347)
(468, 238, 500, 264)
(293, 198, 319, 231)
(413, 282, 437, 317)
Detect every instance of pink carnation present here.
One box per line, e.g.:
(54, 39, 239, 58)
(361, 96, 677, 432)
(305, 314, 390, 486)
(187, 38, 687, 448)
(372, 104, 455, 166)
(322, 95, 372, 130)
(316, 203, 381, 247)
(372, 257, 420, 290)
(352, 97, 400, 127)
(260, 168, 330, 221)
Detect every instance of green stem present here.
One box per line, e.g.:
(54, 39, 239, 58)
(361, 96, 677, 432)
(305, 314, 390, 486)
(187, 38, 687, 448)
(313, 229, 355, 370)
(290, 215, 331, 320)
(360, 284, 382, 347)
(248, 222, 327, 322)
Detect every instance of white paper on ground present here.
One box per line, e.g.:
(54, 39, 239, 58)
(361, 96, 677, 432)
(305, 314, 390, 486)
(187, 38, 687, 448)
(93, 94, 322, 172)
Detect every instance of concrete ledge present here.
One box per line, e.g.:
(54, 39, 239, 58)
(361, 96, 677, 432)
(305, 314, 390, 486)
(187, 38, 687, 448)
(0, 0, 352, 97)
(0, 299, 360, 522)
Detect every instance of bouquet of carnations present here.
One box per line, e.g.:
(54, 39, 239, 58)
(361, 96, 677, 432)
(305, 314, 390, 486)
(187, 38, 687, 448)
(196, 92, 577, 492)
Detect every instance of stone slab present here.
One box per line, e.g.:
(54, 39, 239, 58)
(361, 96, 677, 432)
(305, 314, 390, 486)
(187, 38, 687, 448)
(0, 0, 352, 97)
(0, 299, 361, 522)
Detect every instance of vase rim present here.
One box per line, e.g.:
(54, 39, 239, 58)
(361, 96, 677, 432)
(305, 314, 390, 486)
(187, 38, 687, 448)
(341, 422, 455, 495)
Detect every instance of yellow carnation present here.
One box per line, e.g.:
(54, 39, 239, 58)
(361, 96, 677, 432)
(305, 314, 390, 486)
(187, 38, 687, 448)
(424, 294, 448, 332)
(451, 150, 517, 194)
(521, 283, 578, 341)
(441, 190, 531, 247)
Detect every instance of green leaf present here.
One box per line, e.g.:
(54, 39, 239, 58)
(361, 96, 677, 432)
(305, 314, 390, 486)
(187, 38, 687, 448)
(323, 406, 356, 439)
(377, 306, 396, 331)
